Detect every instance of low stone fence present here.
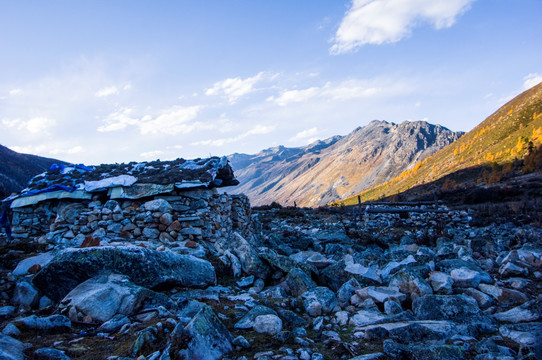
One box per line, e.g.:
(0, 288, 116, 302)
(8, 189, 252, 248)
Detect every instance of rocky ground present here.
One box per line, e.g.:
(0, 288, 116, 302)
(1, 202, 541, 360)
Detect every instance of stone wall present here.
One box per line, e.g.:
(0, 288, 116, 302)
(9, 189, 253, 250)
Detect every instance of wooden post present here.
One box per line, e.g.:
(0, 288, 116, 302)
(357, 195, 362, 222)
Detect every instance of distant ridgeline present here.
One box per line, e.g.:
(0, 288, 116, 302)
(337, 82, 542, 205)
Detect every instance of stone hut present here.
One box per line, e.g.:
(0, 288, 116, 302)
(2, 156, 253, 252)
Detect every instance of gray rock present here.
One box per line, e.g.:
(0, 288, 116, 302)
(253, 314, 283, 335)
(33, 246, 216, 301)
(348, 353, 387, 360)
(11, 279, 40, 309)
(450, 267, 482, 288)
(349, 310, 388, 327)
(0, 306, 15, 318)
(363, 286, 406, 303)
(413, 294, 496, 335)
(2, 323, 21, 337)
(232, 335, 250, 349)
(34, 347, 71, 360)
(174, 305, 233, 360)
(98, 314, 131, 333)
(144, 199, 172, 213)
(12, 252, 54, 276)
(285, 268, 317, 297)
(499, 322, 542, 347)
(477, 284, 528, 307)
(388, 270, 433, 301)
(428, 271, 454, 294)
(337, 278, 361, 307)
(132, 326, 157, 357)
(235, 305, 277, 329)
(236, 275, 255, 288)
(60, 274, 169, 323)
(383, 339, 464, 360)
(357, 320, 457, 344)
(11, 314, 71, 332)
(384, 300, 403, 315)
(0, 333, 27, 360)
(437, 259, 492, 284)
(493, 300, 541, 323)
(216, 232, 271, 278)
(301, 287, 338, 316)
(462, 288, 494, 309)
(142, 228, 160, 239)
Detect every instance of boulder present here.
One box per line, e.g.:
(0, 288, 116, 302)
(436, 259, 492, 284)
(174, 305, 233, 360)
(388, 270, 433, 301)
(11, 315, 70, 333)
(0, 333, 27, 360)
(285, 268, 317, 297)
(12, 252, 54, 276)
(33, 246, 216, 301)
(356, 320, 457, 344)
(235, 305, 277, 329)
(11, 279, 40, 309)
(60, 274, 170, 323)
(413, 295, 496, 335)
(428, 271, 453, 294)
(34, 347, 71, 360)
(493, 300, 541, 323)
(336, 278, 361, 307)
(383, 339, 465, 360)
(216, 232, 271, 278)
(499, 322, 542, 347)
(301, 287, 338, 317)
(477, 284, 528, 307)
(253, 314, 283, 335)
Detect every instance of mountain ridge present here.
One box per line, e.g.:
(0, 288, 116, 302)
(0, 145, 65, 200)
(228, 120, 463, 207)
(337, 82, 542, 205)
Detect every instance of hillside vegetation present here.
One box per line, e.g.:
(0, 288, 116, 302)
(336, 82, 542, 206)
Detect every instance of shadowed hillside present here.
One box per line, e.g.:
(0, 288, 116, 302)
(337, 82, 542, 206)
(0, 144, 64, 199)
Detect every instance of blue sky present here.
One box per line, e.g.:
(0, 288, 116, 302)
(1, 0, 541, 165)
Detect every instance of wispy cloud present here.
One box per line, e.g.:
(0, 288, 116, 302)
(140, 150, 164, 159)
(2, 116, 56, 134)
(138, 106, 203, 135)
(9, 89, 22, 96)
(192, 124, 276, 147)
(97, 107, 139, 132)
(95, 86, 119, 97)
(205, 72, 264, 103)
(270, 79, 407, 106)
(331, 0, 476, 54)
(523, 73, 542, 90)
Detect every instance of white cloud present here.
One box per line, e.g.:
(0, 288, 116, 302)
(523, 73, 542, 90)
(26, 117, 56, 133)
(3, 116, 56, 134)
(140, 150, 164, 159)
(331, 0, 475, 54)
(138, 106, 202, 135)
(97, 107, 139, 132)
(123, 84, 132, 91)
(271, 79, 405, 106)
(271, 87, 320, 106)
(95, 86, 119, 97)
(205, 72, 264, 103)
(192, 124, 276, 147)
(291, 127, 319, 141)
(67, 146, 85, 154)
(9, 89, 22, 96)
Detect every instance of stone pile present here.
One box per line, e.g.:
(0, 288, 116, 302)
(9, 189, 251, 250)
(0, 203, 541, 360)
